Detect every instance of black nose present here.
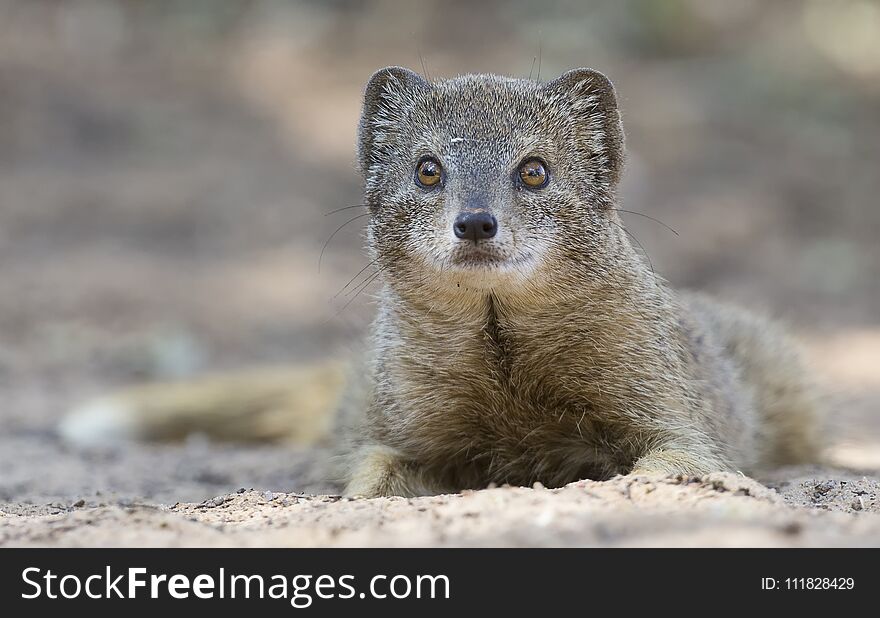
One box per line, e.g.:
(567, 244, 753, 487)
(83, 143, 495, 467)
(453, 212, 497, 241)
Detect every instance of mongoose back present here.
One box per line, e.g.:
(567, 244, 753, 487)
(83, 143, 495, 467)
(62, 67, 820, 498)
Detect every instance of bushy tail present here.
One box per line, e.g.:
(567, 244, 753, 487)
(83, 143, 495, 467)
(59, 362, 348, 448)
(682, 292, 822, 468)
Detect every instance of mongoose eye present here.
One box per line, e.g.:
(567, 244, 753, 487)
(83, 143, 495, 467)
(518, 158, 548, 188)
(415, 158, 443, 188)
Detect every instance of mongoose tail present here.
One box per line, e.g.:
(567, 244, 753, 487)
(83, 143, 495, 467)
(59, 362, 347, 447)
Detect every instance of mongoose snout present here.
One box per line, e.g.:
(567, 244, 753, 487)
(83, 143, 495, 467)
(453, 211, 498, 241)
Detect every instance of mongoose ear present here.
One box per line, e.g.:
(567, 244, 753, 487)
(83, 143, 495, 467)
(358, 66, 431, 178)
(544, 68, 625, 186)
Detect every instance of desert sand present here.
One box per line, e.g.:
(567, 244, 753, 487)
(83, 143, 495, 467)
(3, 466, 879, 547)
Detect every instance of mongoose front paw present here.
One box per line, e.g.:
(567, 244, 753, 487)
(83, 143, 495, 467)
(631, 447, 725, 477)
(344, 446, 440, 498)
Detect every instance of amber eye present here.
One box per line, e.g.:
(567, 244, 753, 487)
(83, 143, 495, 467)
(416, 158, 443, 187)
(519, 158, 548, 188)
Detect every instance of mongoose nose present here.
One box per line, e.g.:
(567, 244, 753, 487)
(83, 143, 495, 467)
(453, 212, 497, 241)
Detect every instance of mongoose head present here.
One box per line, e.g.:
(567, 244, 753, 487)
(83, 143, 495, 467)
(358, 67, 628, 305)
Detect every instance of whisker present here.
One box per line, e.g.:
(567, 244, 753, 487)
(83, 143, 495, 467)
(318, 212, 371, 273)
(536, 39, 542, 82)
(418, 51, 431, 81)
(336, 270, 382, 315)
(344, 266, 381, 298)
(327, 257, 399, 322)
(333, 260, 377, 299)
(610, 220, 655, 276)
(609, 208, 679, 236)
(324, 204, 368, 217)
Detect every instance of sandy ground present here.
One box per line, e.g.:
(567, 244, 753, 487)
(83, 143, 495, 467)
(1, 3, 879, 548)
(3, 470, 880, 547)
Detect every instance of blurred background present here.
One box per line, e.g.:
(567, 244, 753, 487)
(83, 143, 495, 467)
(1, 0, 878, 505)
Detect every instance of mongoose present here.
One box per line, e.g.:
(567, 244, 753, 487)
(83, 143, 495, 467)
(61, 67, 820, 498)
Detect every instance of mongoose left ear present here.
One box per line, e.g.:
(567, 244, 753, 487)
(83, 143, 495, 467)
(544, 68, 625, 186)
(358, 66, 431, 179)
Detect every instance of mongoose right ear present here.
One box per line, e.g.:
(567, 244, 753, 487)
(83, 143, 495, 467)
(358, 66, 431, 179)
(544, 68, 625, 186)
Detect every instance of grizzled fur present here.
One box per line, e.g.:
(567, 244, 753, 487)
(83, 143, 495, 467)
(339, 67, 819, 497)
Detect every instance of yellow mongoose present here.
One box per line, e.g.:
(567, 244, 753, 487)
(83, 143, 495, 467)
(61, 67, 820, 497)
